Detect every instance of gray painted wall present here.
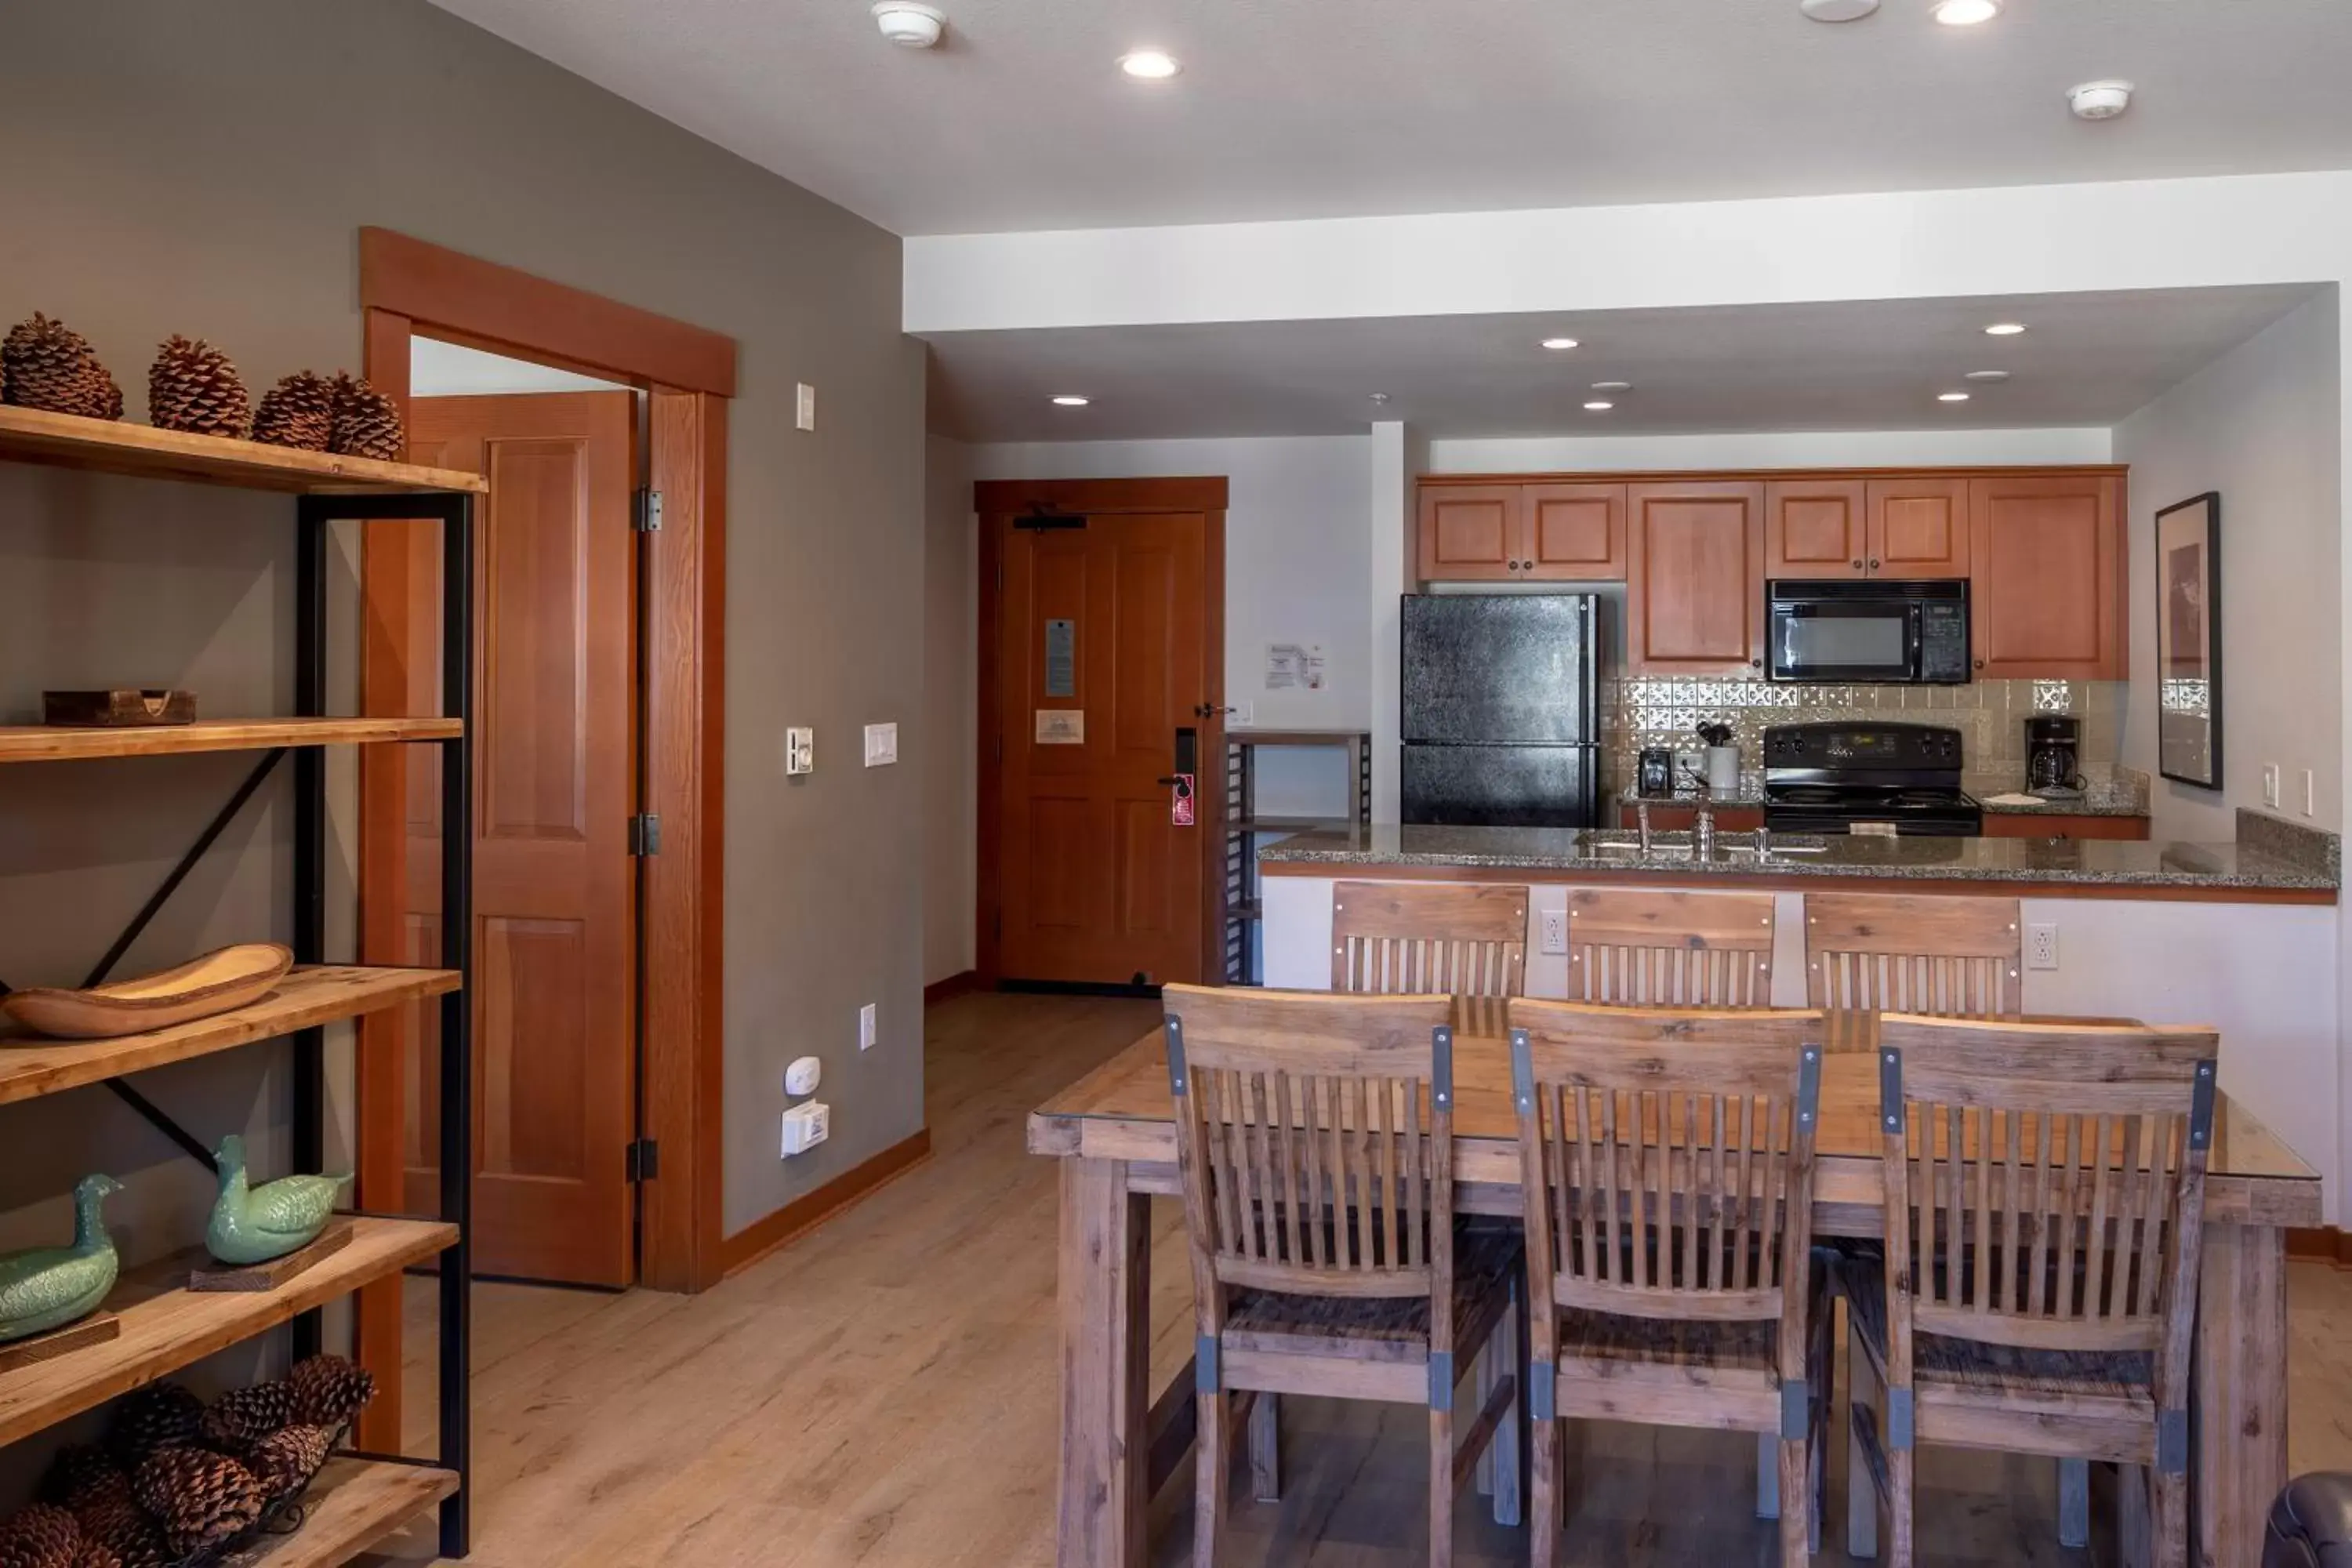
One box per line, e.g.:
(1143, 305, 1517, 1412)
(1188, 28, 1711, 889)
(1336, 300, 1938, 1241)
(0, 0, 925, 1278)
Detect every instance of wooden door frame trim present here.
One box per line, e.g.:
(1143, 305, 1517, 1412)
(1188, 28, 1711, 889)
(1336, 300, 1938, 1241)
(975, 477, 1230, 986)
(352, 230, 731, 1443)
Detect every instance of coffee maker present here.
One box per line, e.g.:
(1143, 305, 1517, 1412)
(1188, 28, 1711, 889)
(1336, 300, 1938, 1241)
(2026, 715, 2083, 797)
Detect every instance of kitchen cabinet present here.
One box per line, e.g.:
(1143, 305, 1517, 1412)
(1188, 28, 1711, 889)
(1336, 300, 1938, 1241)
(1968, 474, 2126, 680)
(1765, 478, 1868, 579)
(1627, 481, 1766, 674)
(1980, 812, 2151, 842)
(1867, 477, 1969, 577)
(1417, 481, 1627, 581)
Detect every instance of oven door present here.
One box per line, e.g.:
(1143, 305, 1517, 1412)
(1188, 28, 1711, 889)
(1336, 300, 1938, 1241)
(1768, 597, 1922, 683)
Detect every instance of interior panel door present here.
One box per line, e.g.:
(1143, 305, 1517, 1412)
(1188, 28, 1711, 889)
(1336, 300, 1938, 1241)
(401, 390, 639, 1287)
(996, 510, 1210, 985)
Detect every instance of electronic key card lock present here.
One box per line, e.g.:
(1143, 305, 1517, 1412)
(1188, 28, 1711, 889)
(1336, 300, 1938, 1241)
(1160, 728, 1198, 827)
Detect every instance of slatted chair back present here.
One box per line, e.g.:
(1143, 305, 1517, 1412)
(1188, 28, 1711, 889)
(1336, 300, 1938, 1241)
(1508, 1000, 1824, 1380)
(1162, 985, 1457, 1313)
(1563, 888, 1778, 1008)
(1874, 1016, 2218, 1419)
(1332, 881, 1527, 997)
(1804, 893, 2023, 1018)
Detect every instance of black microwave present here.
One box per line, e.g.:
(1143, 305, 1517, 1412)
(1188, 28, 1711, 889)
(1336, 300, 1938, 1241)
(1766, 579, 1971, 684)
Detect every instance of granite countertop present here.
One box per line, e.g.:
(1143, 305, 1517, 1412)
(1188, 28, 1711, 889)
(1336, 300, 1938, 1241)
(1976, 795, 2150, 818)
(1259, 824, 2336, 895)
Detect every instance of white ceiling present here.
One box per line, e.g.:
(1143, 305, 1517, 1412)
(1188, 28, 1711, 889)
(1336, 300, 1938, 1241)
(924, 285, 2321, 441)
(410, 337, 631, 397)
(426, 0, 2352, 236)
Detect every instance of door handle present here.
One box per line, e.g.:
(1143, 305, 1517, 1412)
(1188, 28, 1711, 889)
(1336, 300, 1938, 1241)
(1193, 703, 1233, 720)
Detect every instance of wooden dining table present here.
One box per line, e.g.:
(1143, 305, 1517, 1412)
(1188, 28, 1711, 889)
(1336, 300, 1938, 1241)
(1026, 998, 2321, 1568)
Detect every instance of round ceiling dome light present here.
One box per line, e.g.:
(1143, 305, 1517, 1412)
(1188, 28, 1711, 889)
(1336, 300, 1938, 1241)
(872, 2, 946, 49)
(1051, 395, 1091, 408)
(1937, 391, 1972, 403)
(1964, 369, 2011, 383)
(1984, 321, 2027, 336)
(1119, 49, 1181, 79)
(2068, 80, 2136, 120)
(1541, 337, 1580, 351)
(1800, 0, 1881, 20)
(1931, 0, 2000, 24)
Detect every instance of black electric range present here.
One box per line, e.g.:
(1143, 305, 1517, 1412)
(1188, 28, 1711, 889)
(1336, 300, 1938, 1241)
(1761, 722, 1983, 837)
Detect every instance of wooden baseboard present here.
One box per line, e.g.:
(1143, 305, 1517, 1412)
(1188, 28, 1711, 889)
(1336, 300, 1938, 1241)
(924, 970, 982, 1006)
(2288, 1226, 2352, 1267)
(720, 1128, 932, 1278)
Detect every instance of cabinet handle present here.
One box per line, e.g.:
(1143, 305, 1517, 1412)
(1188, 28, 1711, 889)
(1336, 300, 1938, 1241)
(1850, 559, 1863, 571)
(1750, 658, 1763, 670)
(1869, 558, 1881, 569)
(1974, 659, 1986, 670)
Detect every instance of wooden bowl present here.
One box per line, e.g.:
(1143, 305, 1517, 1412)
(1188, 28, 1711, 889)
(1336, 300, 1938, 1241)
(1, 944, 295, 1040)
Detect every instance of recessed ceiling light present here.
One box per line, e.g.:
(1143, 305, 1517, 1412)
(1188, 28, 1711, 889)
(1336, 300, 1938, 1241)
(1938, 391, 1972, 403)
(1051, 395, 1091, 407)
(1800, 0, 1881, 20)
(1984, 321, 2027, 336)
(1932, 0, 2000, 25)
(1541, 337, 1580, 351)
(1584, 400, 1615, 412)
(1964, 369, 2011, 383)
(1118, 49, 1181, 79)
(1591, 380, 1633, 392)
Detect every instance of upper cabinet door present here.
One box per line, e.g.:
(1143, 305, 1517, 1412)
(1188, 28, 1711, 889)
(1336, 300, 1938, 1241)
(1867, 477, 1970, 578)
(1968, 474, 2125, 680)
(1764, 479, 1868, 580)
(1523, 483, 1628, 580)
(1417, 484, 1521, 581)
(1627, 481, 1767, 674)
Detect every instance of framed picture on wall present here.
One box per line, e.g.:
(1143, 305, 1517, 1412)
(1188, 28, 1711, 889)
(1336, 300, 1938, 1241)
(2154, 492, 2222, 789)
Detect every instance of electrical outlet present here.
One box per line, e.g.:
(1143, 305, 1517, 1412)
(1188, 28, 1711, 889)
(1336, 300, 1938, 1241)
(796, 382, 817, 431)
(2026, 922, 2059, 971)
(859, 1002, 877, 1051)
(1538, 909, 1569, 955)
(2263, 763, 2281, 809)
(2305, 769, 2318, 818)
(863, 722, 898, 767)
(785, 727, 815, 775)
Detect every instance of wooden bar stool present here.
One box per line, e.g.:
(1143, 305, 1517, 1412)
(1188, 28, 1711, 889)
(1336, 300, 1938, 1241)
(1563, 887, 1778, 1008)
(1161, 984, 1523, 1567)
(1332, 880, 1529, 997)
(1844, 1016, 2218, 1567)
(1508, 1000, 1832, 1566)
(1803, 892, 2022, 1042)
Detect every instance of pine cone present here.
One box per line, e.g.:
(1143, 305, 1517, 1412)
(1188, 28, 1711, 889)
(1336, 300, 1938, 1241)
(0, 1504, 79, 1568)
(132, 1450, 263, 1559)
(244, 1423, 335, 1501)
(147, 336, 250, 438)
(198, 1380, 299, 1451)
(2, 315, 122, 421)
(68, 1541, 119, 1568)
(328, 373, 405, 462)
(66, 1497, 163, 1568)
(40, 1447, 126, 1511)
(288, 1353, 376, 1428)
(105, 1383, 204, 1468)
(250, 370, 334, 451)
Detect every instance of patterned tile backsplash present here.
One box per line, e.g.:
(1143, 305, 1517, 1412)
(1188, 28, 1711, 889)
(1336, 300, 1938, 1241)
(1601, 677, 2129, 800)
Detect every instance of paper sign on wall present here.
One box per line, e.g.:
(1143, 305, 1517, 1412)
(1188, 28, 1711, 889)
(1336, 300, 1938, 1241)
(1266, 642, 1325, 691)
(1035, 710, 1085, 745)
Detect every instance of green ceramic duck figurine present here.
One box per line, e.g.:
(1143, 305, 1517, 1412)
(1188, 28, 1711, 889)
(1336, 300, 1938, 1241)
(0, 1174, 122, 1343)
(206, 1135, 350, 1266)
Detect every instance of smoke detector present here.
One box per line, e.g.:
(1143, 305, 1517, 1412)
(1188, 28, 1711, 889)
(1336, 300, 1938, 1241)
(2068, 80, 2134, 120)
(873, 2, 946, 49)
(1799, 0, 1880, 20)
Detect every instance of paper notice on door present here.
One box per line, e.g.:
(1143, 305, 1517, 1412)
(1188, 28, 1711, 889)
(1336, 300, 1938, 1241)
(1044, 619, 1076, 698)
(1035, 710, 1085, 745)
(1266, 642, 1326, 691)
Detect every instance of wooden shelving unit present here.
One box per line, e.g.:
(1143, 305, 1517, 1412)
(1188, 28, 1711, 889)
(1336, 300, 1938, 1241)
(0, 966, 459, 1106)
(0, 408, 480, 1561)
(1222, 730, 1372, 985)
(0, 717, 463, 764)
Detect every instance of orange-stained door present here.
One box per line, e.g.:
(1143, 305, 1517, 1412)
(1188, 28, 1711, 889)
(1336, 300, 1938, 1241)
(995, 510, 1213, 986)
(401, 391, 639, 1287)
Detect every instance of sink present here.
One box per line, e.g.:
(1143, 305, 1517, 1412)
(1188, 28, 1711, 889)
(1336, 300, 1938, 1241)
(1577, 828, 1829, 858)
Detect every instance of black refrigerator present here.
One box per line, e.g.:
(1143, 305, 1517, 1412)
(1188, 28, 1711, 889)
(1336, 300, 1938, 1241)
(1401, 593, 1602, 828)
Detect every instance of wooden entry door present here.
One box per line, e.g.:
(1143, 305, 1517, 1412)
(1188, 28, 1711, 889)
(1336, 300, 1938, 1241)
(987, 496, 1221, 987)
(401, 390, 640, 1287)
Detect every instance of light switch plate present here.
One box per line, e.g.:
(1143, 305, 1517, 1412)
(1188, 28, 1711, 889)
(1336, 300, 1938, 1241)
(863, 722, 898, 767)
(796, 382, 817, 431)
(1538, 910, 1569, 956)
(2305, 768, 2318, 818)
(858, 1002, 877, 1051)
(785, 727, 815, 775)
(2263, 764, 2281, 809)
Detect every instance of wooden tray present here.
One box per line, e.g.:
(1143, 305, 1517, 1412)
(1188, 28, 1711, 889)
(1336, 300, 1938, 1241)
(42, 688, 196, 727)
(1, 944, 295, 1040)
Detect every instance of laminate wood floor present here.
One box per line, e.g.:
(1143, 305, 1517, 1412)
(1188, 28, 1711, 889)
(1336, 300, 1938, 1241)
(369, 990, 2352, 1566)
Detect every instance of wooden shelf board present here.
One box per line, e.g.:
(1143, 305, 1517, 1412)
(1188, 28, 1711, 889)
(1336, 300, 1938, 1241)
(220, 1457, 457, 1568)
(1229, 816, 1354, 834)
(0, 717, 462, 764)
(1228, 729, 1370, 748)
(0, 405, 487, 495)
(0, 1217, 456, 1449)
(0, 966, 459, 1106)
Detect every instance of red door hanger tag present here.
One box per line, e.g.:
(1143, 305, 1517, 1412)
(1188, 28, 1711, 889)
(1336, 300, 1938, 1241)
(1171, 771, 1196, 826)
